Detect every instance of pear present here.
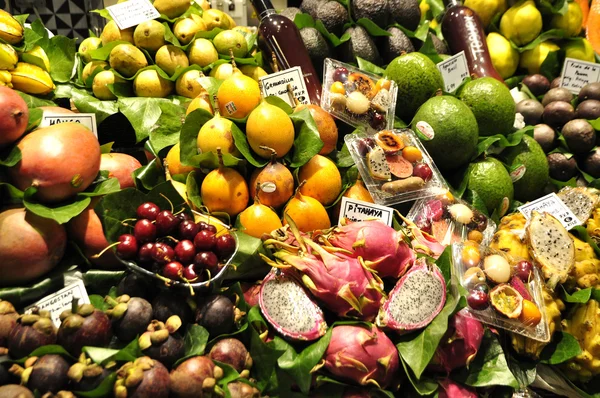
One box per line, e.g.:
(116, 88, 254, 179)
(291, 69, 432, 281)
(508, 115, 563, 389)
(93, 70, 127, 100)
(133, 20, 166, 52)
(176, 69, 206, 98)
(109, 43, 148, 77)
(78, 37, 102, 63)
(213, 30, 248, 58)
(134, 69, 174, 98)
(155, 45, 189, 76)
(202, 9, 229, 30)
(187, 38, 218, 67)
(82, 60, 108, 83)
(153, 0, 190, 19)
(100, 20, 134, 45)
(209, 63, 243, 80)
(173, 15, 206, 45)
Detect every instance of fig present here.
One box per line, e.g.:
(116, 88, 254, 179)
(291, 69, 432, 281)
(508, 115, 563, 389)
(522, 74, 550, 97)
(0, 85, 28, 148)
(561, 119, 596, 154)
(114, 357, 170, 398)
(489, 284, 523, 319)
(226, 381, 260, 397)
(7, 308, 56, 359)
(347, 72, 375, 98)
(542, 101, 575, 128)
(100, 152, 142, 189)
(117, 272, 155, 300)
(106, 295, 153, 342)
(152, 293, 194, 325)
(208, 338, 252, 377)
(10, 354, 70, 394)
(0, 300, 18, 348)
(57, 302, 112, 356)
(68, 353, 113, 392)
(195, 295, 235, 337)
(170, 356, 223, 398)
(139, 316, 185, 369)
(576, 99, 600, 120)
(375, 130, 404, 153)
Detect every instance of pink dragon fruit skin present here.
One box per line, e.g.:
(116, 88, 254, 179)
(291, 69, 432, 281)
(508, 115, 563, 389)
(326, 220, 416, 279)
(430, 309, 484, 373)
(323, 325, 401, 390)
(438, 378, 477, 398)
(377, 258, 446, 331)
(258, 269, 327, 341)
(241, 282, 261, 307)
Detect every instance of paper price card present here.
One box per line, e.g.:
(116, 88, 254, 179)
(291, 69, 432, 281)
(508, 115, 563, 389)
(107, 0, 160, 30)
(25, 280, 90, 327)
(338, 197, 394, 226)
(436, 51, 469, 93)
(559, 57, 600, 94)
(259, 66, 309, 107)
(518, 193, 582, 230)
(40, 112, 98, 137)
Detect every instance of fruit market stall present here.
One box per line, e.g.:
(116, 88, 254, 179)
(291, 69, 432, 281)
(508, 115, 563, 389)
(0, 0, 599, 396)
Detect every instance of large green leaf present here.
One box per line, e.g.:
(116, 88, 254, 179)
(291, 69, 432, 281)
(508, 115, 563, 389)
(231, 121, 268, 168)
(288, 108, 324, 168)
(117, 97, 162, 143)
(173, 324, 210, 366)
(540, 332, 582, 365)
(44, 35, 77, 83)
(148, 98, 187, 153)
(71, 87, 119, 124)
(474, 127, 530, 158)
(516, 29, 568, 52)
(0, 145, 21, 167)
(16, 90, 57, 108)
(399, 355, 439, 395)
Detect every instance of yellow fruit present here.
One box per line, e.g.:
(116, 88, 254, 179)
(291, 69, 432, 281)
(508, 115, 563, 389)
(197, 113, 239, 156)
(461, 244, 481, 267)
(239, 65, 268, 82)
(217, 74, 261, 119)
(562, 299, 600, 381)
(0, 43, 17, 70)
(294, 104, 338, 155)
(82, 61, 108, 83)
(173, 16, 206, 45)
(564, 38, 596, 62)
(209, 63, 242, 80)
(133, 69, 174, 98)
(201, 150, 249, 217)
(490, 212, 531, 260)
(500, 0, 542, 46)
(570, 234, 600, 289)
(100, 20, 134, 45)
(165, 143, 196, 176)
(464, 0, 507, 27)
(283, 188, 331, 232)
(239, 199, 283, 238)
(487, 32, 519, 79)
(0, 9, 23, 44)
(519, 299, 542, 326)
(93, 70, 125, 100)
(551, 1, 583, 37)
(249, 149, 295, 209)
(10, 62, 54, 95)
(188, 38, 219, 67)
(298, 155, 342, 206)
(78, 37, 102, 63)
(23, 45, 50, 72)
(0, 70, 12, 87)
(133, 20, 166, 52)
(187, 94, 214, 116)
(176, 70, 206, 98)
(519, 41, 560, 75)
(246, 101, 295, 159)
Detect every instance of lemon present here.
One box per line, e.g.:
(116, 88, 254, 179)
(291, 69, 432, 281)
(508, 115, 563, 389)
(564, 38, 596, 62)
(465, 0, 507, 27)
(519, 41, 560, 75)
(487, 32, 519, 79)
(551, 1, 583, 37)
(500, 0, 542, 46)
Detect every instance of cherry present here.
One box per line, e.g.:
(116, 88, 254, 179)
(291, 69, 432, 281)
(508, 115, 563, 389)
(175, 240, 196, 264)
(137, 242, 155, 264)
(216, 234, 236, 259)
(413, 163, 433, 182)
(178, 220, 200, 241)
(134, 219, 157, 243)
(137, 202, 160, 221)
(116, 234, 138, 259)
(177, 212, 193, 222)
(182, 264, 201, 282)
(152, 242, 176, 264)
(194, 251, 219, 271)
(467, 289, 489, 310)
(156, 210, 180, 236)
(332, 67, 349, 83)
(163, 261, 183, 280)
(370, 112, 386, 129)
(194, 230, 216, 251)
(514, 260, 534, 282)
(198, 221, 209, 230)
(205, 224, 218, 234)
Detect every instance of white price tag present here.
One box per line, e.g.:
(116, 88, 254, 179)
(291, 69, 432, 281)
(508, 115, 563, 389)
(518, 193, 581, 230)
(259, 66, 309, 107)
(40, 112, 98, 138)
(436, 51, 469, 93)
(107, 0, 160, 30)
(338, 197, 394, 226)
(25, 280, 90, 328)
(559, 57, 600, 94)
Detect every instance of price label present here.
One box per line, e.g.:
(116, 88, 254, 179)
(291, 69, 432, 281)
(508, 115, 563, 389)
(40, 112, 98, 137)
(259, 66, 309, 107)
(107, 0, 160, 30)
(25, 281, 90, 328)
(559, 57, 600, 94)
(518, 193, 581, 230)
(338, 197, 394, 226)
(436, 51, 469, 93)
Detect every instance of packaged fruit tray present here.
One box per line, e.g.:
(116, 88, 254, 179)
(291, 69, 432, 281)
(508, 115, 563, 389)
(407, 192, 497, 247)
(345, 129, 447, 205)
(452, 243, 550, 342)
(321, 58, 397, 131)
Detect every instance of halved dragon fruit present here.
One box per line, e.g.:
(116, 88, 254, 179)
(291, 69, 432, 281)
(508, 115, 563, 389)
(322, 324, 400, 390)
(367, 146, 391, 180)
(258, 269, 327, 341)
(377, 258, 446, 331)
(557, 187, 598, 224)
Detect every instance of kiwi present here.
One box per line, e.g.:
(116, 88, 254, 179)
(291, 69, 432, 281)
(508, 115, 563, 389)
(578, 82, 600, 102)
(561, 119, 596, 154)
(522, 74, 550, 97)
(516, 99, 544, 125)
(533, 124, 556, 153)
(542, 87, 574, 106)
(583, 148, 600, 178)
(576, 99, 600, 120)
(547, 152, 577, 181)
(542, 101, 575, 128)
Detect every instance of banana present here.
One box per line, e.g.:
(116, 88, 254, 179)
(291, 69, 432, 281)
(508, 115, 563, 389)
(0, 9, 23, 44)
(0, 70, 12, 87)
(0, 43, 17, 70)
(10, 62, 54, 95)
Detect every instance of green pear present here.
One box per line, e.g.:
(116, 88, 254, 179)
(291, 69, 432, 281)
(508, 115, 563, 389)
(78, 37, 102, 63)
(213, 30, 248, 58)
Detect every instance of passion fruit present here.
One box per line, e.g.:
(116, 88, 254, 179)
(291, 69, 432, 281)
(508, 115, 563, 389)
(248, 148, 294, 209)
(490, 284, 523, 319)
(375, 130, 404, 153)
(347, 72, 375, 98)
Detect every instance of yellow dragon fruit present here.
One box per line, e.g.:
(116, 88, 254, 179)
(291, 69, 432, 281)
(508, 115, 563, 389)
(587, 207, 600, 243)
(562, 299, 600, 382)
(569, 234, 600, 289)
(490, 212, 531, 260)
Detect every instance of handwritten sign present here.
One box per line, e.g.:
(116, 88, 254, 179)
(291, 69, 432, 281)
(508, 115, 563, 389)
(259, 67, 309, 107)
(25, 281, 90, 328)
(518, 193, 581, 230)
(107, 0, 160, 30)
(338, 197, 394, 226)
(40, 112, 98, 137)
(436, 51, 469, 93)
(559, 58, 600, 94)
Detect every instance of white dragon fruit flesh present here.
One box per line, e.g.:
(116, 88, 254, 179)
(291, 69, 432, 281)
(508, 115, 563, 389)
(258, 269, 327, 341)
(557, 187, 598, 224)
(367, 146, 391, 180)
(377, 258, 446, 331)
(322, 324, 400, 390)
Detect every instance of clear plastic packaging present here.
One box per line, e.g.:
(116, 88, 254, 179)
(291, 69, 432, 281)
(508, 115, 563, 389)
(452, 243, 550, 342)
(345, 128, 448, 205)
(321, 58, 397, 131)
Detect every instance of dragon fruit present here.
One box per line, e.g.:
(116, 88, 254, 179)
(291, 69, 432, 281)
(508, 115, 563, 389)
(429, 309, 484, 373)
(241, 282, 261, 307)
(324, 220, 415, 278)
(258, 269, 327, 341)
(367, 146, 391, 180)
(377, 258, 446, 331)
(438, 378, 477, 398)
(398, 214, 446, 258)
(322, 324, 400, 390)
(557, 187, 598, 224)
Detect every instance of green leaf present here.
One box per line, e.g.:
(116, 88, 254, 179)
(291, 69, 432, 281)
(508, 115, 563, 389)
(540, 49, 564, 81)
(23, 187, 92, 224)
(44, 35, 77, 83)
(538, 0, 568, 15)
(21, 19, 48, 52)
(399, 355, 439, 395)
(91, 8, 112, 20)
(436, 246, 453, 284)
(331, 143, 354, 168)
(356, 57, 385, 75)
(148, 98, 187, 153)
(163, 22, 181, 46)
(314, 20, 349, 47)
(100, 142, 114, 154)
(231, 121, 268, 168)
(0, 145, 21, 167)
(356, 18, 391, 37)
(117, 97, 163, 143)
(590, 117, 600, 131)
(26, 107, 43, 132)
(174, 324, 210, 366)
(133, 158, 166, 191)
(16, 90, 56, 108)
(288, 108, 324, 168)
(293, 13, 316, 29)
(516, 29, 568, 52)
(0, 182, 24, 205)
(540, 332, 583, 365)
(78, 178, 121, 197)
(571, 225, 600, 258)
(89, 40, 130, 61)
(71, 87, 119, 124)
(419, 34, 444, 63)
(563, 287, 593, 303)
(85, 338, 142, 365)
(25, 344, 74, 361)
(265, 95, 293, 114)
(74, 372, 117, 398)
(224, 231, 271, 281)
(474, 127, 530, 158)
(186, 171, 203, 209)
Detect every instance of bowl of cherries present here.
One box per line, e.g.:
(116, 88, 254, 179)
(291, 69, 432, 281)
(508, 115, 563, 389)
(112, 201, 238, 294)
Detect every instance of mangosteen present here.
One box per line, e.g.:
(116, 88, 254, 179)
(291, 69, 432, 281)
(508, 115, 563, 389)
(117, 272, 155, 300)
(547, 152, 577, 181)
(152, 293, 193, 325)
(522, 74, 550, 97)
(516, 99, 544, 125)
(542, 87, 573, 106)
(550, 77, 561, 89)
(10, 354, 70, 394)
(170, 356, 223, 398)
(579, 82, 600, 101)
(533, 124, 557, 153)
(583, 148, 600, 178)
(106, 295, 153, 342)
(114, 356, 170, 398)
(139, 316, 185, 369)
(0, 300, 18, 348)
(226, 381, 260, 397)
(68, 353, 114, 392)
(561, 119, 596, 154)
(195, 295, 235, 337)
(208, 338, 252, 378)
(57, 302, 112, 356)
(7, 308, 56, 359)
(542, 101, 575, 128)
(576, 99, 600, 120)
(0, 385, 34, 398)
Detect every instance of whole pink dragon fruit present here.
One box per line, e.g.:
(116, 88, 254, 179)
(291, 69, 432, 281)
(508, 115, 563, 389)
(377, 258, 446, 332)
(430, 309, 484, 373)
(258, 269, 327, 341)
(438, 378, 477, 398)
(322, 324, 400, 390)
(268, 237, 385, 321)
(325, 220, 415, 278)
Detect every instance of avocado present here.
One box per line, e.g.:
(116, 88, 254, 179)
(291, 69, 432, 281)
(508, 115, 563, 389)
(279, 7, 302, 22)
(503, 135, 549, 201)
(351, 0, 388, 27)
(299, 27, 331, 75)
(340, 26, 381, 65)
(429, 33, 449, 55)
(300, 0, 323, 19)
(316, 1, 348, 36)
(388, 0, 421, 31)
(379, 27, 415, 64)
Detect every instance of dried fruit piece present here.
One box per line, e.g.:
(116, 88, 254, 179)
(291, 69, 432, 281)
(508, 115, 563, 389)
(519, 299, 542, 326)
(386, 154, 413, 178)
(402, 146, 422, 162)
(375, 130, 404, 153)
(483, 254, 511, 284)
(367, 146, 391, 180)
(490, 284, 523, 318)
(345, 91, 370, 114)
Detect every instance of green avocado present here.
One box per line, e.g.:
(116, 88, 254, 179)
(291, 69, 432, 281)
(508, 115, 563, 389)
(299, 27, 331, 75)
(502, 135, 549, 202)
(388, 0, 421, 31)
(351, 0, 388, 27)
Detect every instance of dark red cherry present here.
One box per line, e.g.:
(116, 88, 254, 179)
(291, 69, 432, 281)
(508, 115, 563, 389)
(175, 240, 196, 264)
(137, 242, 155, 264)
(136, 202, 160, 221)
(467, 289, 489, 311)
(332, 67, 349, 83)
(155, 210, 180, 236)
(215, 234, 236, 259)
(116, 234, 138, 259)
(413, 163, 433, 182)
(194, 230, 216, 251)
(182, 264, 201, 282)
(177, 212, 193, 222)
(515, 260, 534, 282)
(163, 261, 183, 280)
(152, 242, 176, 264)
(178, 220, 200, 241)
(194, 251, 219, 270)
(134, 219, 156, 243)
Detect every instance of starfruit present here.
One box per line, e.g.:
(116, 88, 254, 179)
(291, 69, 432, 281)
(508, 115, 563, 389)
(0, 70, 12, 87)
(10, 62, 54, 95)
(0, 43, 18, 70)
(22, 46, 50, 72)
(0, 9, 23, 44)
